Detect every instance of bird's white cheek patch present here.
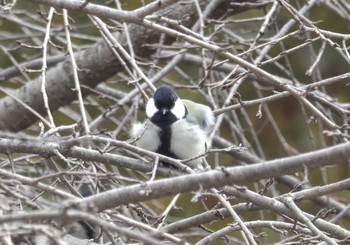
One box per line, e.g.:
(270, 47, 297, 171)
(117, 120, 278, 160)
(146, 98, 158, 118)
(171, 99, 186, 119)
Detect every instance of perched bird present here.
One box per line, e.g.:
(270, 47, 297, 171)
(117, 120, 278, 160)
(131, 85, 215, 169)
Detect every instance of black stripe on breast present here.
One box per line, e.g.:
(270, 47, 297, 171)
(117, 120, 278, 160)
(149, 111, 179, 160)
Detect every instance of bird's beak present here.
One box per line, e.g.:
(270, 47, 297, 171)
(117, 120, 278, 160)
(161, 108, 167, 115)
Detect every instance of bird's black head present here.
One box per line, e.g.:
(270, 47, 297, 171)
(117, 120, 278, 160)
(153, 85, 178, 112)
(146, 85, 187, 127)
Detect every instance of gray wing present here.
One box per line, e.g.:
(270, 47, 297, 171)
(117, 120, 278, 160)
(183, 99, 215, 133)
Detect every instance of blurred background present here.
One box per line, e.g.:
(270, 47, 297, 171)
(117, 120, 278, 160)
(0, 0, 350, 244)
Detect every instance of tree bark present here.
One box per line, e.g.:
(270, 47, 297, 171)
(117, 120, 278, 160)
(0, 0, 234, 131)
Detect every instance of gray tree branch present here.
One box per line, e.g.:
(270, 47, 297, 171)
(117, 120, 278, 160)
(0, 0, 235, 131)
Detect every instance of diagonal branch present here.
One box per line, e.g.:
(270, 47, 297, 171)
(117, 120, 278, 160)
(0, 0, 234, 131)
(0, 137, 348, 210)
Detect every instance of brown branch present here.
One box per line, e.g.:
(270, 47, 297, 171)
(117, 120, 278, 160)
(0, 0, 239, 131)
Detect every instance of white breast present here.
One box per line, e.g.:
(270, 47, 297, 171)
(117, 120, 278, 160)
(170, 119, 209, 168)
(131, 121, 161, 152)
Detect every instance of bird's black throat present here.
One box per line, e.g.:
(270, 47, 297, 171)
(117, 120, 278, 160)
(150, 111, 179, 164)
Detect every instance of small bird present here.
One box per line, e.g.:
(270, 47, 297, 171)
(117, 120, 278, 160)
(131, 85, 215, 169)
